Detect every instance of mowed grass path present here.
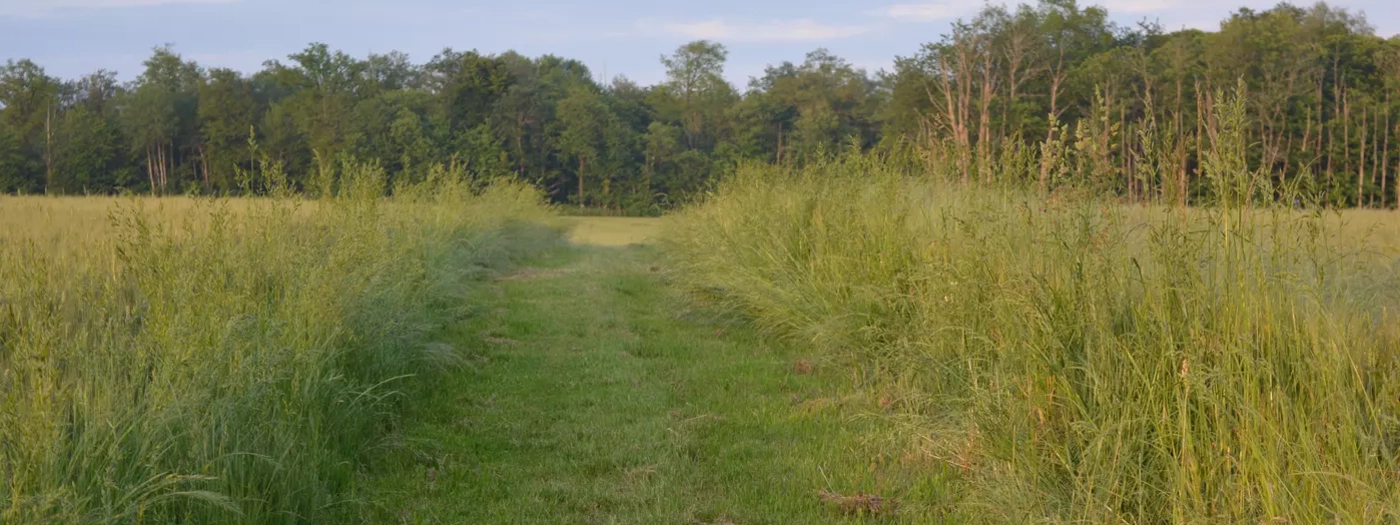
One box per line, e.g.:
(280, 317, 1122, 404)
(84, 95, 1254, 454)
(357, 219, 953, 523)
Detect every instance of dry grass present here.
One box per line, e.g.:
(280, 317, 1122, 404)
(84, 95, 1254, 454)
(665, 154, 1400, 522)
(0, 168, 558, 523)
(565, 216, 662, 246)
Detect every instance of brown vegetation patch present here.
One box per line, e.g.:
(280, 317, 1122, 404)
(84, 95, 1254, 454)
(623, 465, 658, 485)
(819, 490, 899, 517)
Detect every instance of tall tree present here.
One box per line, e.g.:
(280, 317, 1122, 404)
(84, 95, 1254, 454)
(660, 41, 734, 149)
(198, 68, 256, 191)
(123, 45, 200, 193)
(0, 60, 59, 192)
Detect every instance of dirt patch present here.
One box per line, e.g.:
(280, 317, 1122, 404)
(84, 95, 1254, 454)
(819, 490, 899, 517)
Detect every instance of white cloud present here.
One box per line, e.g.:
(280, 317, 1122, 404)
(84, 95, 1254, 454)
(873, 0, 988, 22)
(636, 18, 879, 42)
(0, 0, 237, 17)
(1096, 0, 1181, 14)
(873, 0, 1187, 22)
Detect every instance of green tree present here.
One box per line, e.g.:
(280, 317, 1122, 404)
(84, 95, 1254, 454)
(555, 86, 621, 205)
(198, 68, 256, 191)
(660, 41, 735, 149)
(0, 59, 59, 192)
(122, 45, 200, 193)
(52, 105, 125, 193)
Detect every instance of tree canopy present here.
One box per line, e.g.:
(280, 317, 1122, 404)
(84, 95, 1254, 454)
(1, 1, 1397, 210)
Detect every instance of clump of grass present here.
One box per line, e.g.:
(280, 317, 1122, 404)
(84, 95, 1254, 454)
(665, 143, 1400, 520)
(0, 161, 557, 523)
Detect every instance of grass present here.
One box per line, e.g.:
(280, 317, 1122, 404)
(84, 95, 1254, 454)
(5, 197, 958, 523)
(9, 161, 1400, 523)
(355, 229, 957, 523)
(0, 164, 560, 523)
(663, 154, 1400, 522)
(562, 216, 663, 246)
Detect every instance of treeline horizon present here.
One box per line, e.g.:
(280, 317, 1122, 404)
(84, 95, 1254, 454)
(1, 0, 1397, 211)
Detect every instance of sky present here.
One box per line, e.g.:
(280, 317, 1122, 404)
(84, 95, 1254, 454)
(1, 0, 1396, 88)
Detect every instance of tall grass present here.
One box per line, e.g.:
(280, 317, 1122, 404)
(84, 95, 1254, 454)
(665, 151, 1400, 521)
(0, 162, 557, 523)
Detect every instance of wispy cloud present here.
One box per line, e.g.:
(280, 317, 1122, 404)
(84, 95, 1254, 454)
(872, 0, 987, 22)
(874, 0, 1200, 21)
(635, 18, 880, 42)
(0, 0, 238, 17)
(1097, 0, 1181, 13)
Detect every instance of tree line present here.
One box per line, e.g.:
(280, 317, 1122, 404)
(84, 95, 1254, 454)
(1, 0, 1397, 210)
(889, 0, 1400, 209)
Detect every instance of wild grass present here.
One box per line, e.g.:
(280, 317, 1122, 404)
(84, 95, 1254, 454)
(564, 216, 662, 247)
(664, 152, 1400, 522)
(0, 162, 558, 523)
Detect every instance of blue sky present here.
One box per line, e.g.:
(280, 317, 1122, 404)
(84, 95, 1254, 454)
(1, 0, 1396, 87)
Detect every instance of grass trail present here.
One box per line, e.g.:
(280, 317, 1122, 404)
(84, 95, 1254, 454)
(359, 226, 953, 523)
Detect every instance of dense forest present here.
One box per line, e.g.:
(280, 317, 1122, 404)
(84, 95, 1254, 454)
(1, 0, 1397, 211)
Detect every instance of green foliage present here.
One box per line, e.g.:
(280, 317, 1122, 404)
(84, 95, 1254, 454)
(198, 68, 256, 192)
(0, 1, 1397, 210)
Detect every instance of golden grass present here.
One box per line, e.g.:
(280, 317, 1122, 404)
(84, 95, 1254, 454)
(565, 216, 662, 246)
(664, 156, 1400, 522)
(0, 196, 314, 261)
(0, 170, 560, 523)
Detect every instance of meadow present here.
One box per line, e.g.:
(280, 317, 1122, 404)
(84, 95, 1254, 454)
(0, 163, 559, 523)
(6, 151, 1400, 524)
(664, 154, 1400, 522)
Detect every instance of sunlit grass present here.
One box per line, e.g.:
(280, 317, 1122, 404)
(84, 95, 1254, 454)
(0, 166, 559, 523)
(565, 216, 662, 246)
(664, 154, 1400, 522)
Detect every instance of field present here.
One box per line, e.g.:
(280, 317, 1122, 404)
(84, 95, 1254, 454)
(4, 160, 1400, 523)
(563, 216, 662, 246)
(664, 157, 1400, 522)
(0, 166, 562, 523)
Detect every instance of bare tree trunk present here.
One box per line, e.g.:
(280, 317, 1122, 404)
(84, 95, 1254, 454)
(978, 47, 995, 185)
(1121, 104, 1130, 201)
(146, 147, 156, 193)
(930, 40, 974, 186)
(45, 104, 54, 193)
(776, 121, 784, 166)
(1371, 106, 1381, 207)
(1175, 77, 1186, 206)
(1344, 82, 1352, 205)
(516, 113, 526, 176)
(198, 144, 211, 191)
(1359, 104, 1367, 208)
(1327, 66, 1339, 206)
(1039, 53, 1067, 192)
(160, 142, 170, 192)
(644, 152, 653, 199)
(1299, 106, 1313, 188)
(1281, 126, 1293, 199)
(158, 142, 166, 193)
(1001, 30, 1032, 142)
(958, 45, 974, 186)
(1383, 94, 1391, 208)
(1313, 75, 1323, 195)
(1195, 79, 1204, 201)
